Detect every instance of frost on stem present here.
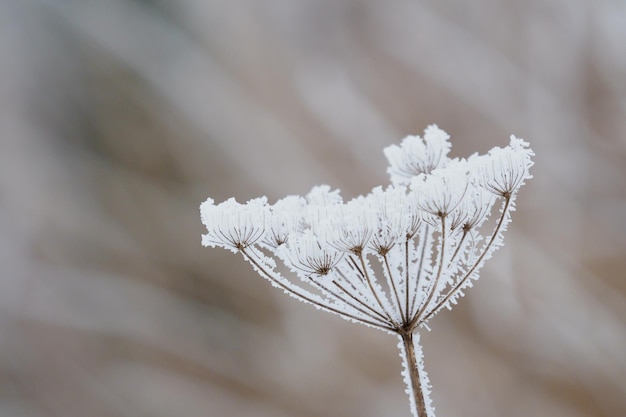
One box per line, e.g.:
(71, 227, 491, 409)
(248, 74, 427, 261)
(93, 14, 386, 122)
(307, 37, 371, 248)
(399, 332, 435, 417)
(200, 126, 534, 417)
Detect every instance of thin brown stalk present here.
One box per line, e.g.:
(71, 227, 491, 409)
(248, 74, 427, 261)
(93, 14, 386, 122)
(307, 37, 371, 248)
(383, 253, 406, 323)
(241, 248, 393, 331)
(421, 196, 511, 324)
(404, 238, 410, 324)
(358, 253, 397, 326)
(399, 330, 430, 417)
(448, 229, 468, 266)
(331, 280, 391, 324)
(411, 216, 446, 329)
(409, 225, 430, 320)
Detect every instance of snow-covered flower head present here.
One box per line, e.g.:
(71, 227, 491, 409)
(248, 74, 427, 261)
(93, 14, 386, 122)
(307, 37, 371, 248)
(263, 195, 306, 248)
(384, 124, 451, 185)
(449, 185, 495, 232)
(314, 198, 379, 255)
(410, 162, 469, 220)
(200, 125, 533, 417)
(367, 185, 420, 253)
(475, 135, 534, 197)
(282, 229, 345, 278)
(200, 197, 268, 252)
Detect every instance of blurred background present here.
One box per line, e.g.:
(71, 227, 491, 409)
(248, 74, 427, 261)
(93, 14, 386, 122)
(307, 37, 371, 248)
(1, 0, 625, 416)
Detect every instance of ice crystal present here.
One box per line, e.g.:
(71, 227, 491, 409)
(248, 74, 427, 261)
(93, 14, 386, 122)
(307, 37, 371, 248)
(200, 126, 534, 417)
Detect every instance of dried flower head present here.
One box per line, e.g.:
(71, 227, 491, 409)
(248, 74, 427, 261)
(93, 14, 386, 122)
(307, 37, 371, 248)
(200, 127, 534, 417)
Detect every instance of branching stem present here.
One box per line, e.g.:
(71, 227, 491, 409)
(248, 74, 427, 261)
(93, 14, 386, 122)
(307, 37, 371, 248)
(383, 253, 405, 323)
(411, 216, 446, 328)
(359, 252, 397, 326)
(241, 248, 393, 331)
(421, 195, 512, 324)
(332, 280, 391, 324)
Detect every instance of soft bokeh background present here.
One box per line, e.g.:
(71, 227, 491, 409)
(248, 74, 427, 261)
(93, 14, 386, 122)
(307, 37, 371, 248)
(2, 0, 625, 416)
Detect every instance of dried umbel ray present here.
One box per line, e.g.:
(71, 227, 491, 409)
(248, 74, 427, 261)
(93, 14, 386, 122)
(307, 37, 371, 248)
(200, 125, 534, 417)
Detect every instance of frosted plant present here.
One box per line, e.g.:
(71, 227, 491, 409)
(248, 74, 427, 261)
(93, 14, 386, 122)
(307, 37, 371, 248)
(200, 125, 534, 417)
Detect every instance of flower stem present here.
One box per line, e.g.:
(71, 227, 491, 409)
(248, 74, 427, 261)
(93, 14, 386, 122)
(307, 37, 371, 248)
(399, 331, 433, 417)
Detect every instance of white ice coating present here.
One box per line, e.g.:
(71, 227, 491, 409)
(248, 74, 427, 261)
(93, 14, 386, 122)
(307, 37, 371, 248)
(200, 126, 534, 417)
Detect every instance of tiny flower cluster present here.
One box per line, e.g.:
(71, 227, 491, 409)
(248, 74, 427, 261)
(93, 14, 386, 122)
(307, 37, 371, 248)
(200, 125, 533, 417)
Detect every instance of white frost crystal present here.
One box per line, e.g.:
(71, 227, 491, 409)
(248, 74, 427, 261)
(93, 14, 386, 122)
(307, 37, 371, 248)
(200, 127, 534, 417)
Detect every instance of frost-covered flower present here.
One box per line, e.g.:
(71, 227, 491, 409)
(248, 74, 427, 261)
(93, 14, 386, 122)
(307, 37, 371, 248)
(410, 162, 469, 219)
(200, 126, 533, 417)
(449, 185, 495, 232)
(200, 197, 268, 252)
(283, 229, 345, 278)
(384, 124, 451, 185)
(317, 199, 378, 255)
(367, 185, 419, 253)
(263, 195, 305, 248)
(475, 135, 534, 197)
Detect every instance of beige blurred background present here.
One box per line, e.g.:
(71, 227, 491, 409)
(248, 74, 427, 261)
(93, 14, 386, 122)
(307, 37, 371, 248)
(1, 0, 625, 416)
